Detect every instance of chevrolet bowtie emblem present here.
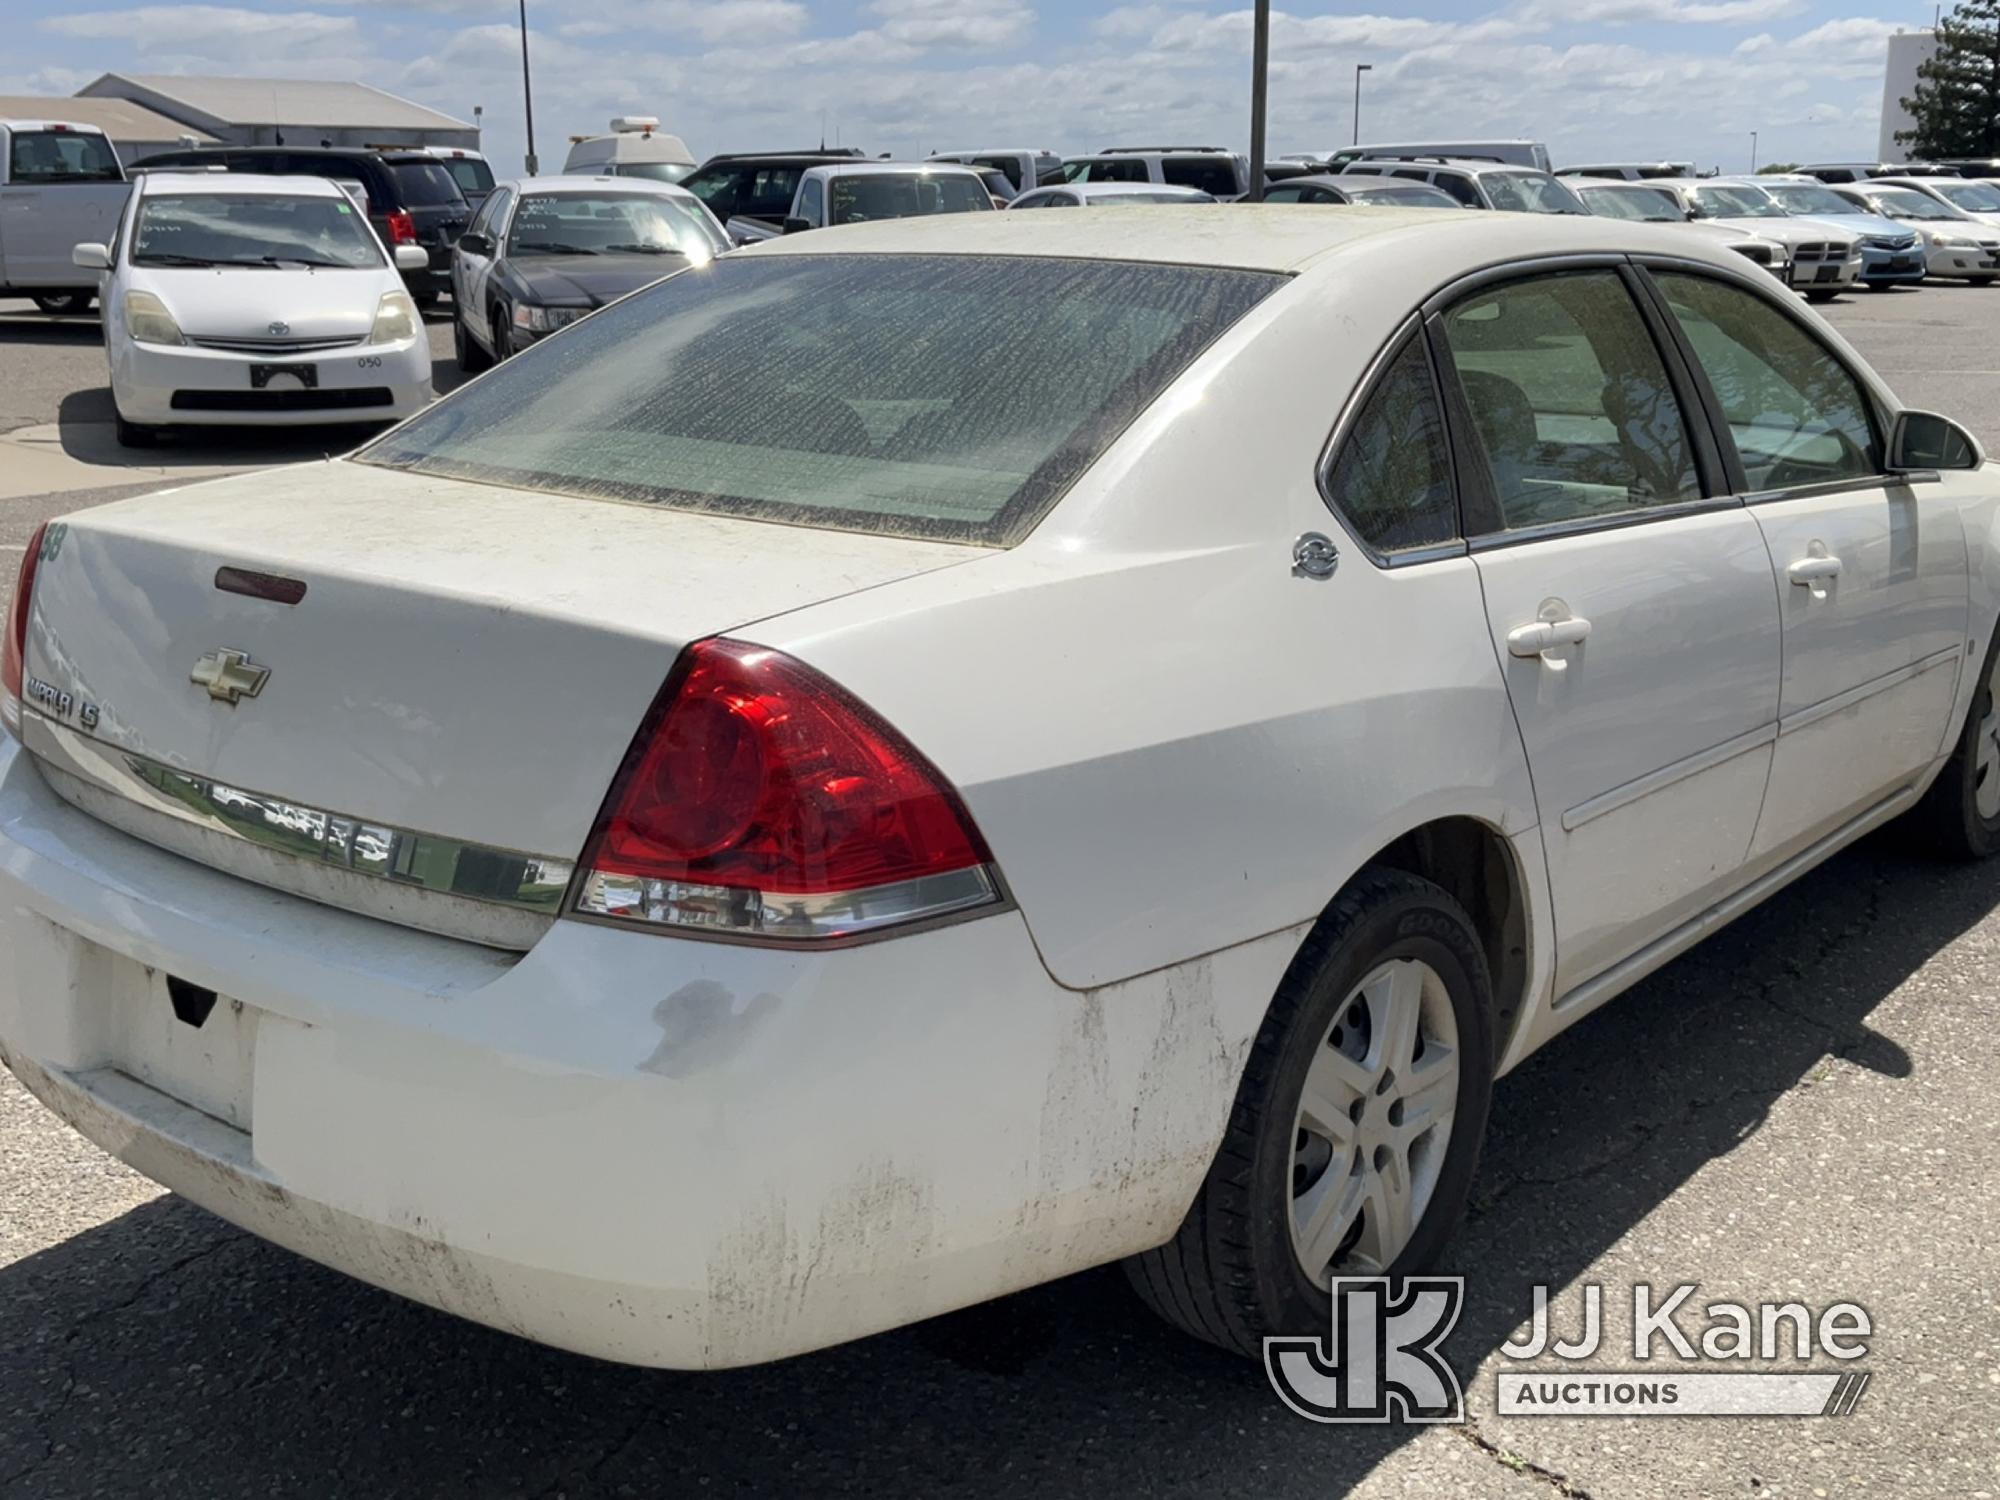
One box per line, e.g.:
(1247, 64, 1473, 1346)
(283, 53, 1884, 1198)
(190, 649, 270, 706)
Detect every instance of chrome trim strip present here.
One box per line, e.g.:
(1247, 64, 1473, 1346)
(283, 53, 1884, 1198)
(1560, 721, 1777, 833)
(22, 714, 572, 944)
(1778, 647, 1960, 737)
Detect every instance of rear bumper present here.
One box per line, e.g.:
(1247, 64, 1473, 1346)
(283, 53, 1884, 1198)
(111, 336, 431, 428)
(0, 736, 1246, 1368)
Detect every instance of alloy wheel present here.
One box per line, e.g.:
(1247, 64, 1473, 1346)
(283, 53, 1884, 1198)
(1289, 957, 1459, 1283)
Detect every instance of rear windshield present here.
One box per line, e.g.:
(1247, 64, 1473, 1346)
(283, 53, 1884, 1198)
(681, 162, 810, 220)
(8, 129, 121, 184)
(358, 254, 1282, 545)
(1160, 157, 1239, 197)
(828, 173, 991, 223)
(438, 156, 494, 194)
(388, 160, 466, 206)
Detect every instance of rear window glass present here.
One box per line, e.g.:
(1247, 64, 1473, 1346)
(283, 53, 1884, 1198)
(438, 156, 494, 194)
(1065, 158, 1149, 183)
(8, 129, 121, 184)
(681, 163, 809, 220)
(388, 161, 466, 206)
(359, 254, 1282, 546)
(1161, 157, 1239, 196)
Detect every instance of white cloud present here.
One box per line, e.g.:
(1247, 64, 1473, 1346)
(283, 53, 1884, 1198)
(865, 0, 1035, 50)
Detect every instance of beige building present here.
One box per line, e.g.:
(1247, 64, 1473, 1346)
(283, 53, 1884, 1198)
(1879, 29, 1937, 160)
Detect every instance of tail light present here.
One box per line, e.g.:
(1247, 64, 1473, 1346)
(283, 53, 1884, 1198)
(1, 522, 51, 740)
(386, 209, 418, 245)
(571, 639, 999, 942)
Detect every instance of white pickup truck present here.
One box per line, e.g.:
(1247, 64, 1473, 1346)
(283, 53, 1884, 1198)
(0, 119, 131, 314)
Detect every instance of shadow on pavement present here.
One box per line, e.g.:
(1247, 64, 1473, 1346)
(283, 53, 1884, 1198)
(0, 311, 103, 350)
(0, 833, 1987, 1498)
(49, 390, 409, 472)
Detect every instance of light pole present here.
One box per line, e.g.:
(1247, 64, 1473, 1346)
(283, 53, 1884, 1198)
(1248, 0, 1270, 202)
(518, 0, 539, 176)
(1353, 63, 1373, 147)
(1749, 130, 1759, 173)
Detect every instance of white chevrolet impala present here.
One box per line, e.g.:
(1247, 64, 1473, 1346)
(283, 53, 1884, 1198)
(2, 208, 1994, 1367)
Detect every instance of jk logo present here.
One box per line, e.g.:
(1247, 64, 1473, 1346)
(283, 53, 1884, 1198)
(1265, 1277, 1467, 1424)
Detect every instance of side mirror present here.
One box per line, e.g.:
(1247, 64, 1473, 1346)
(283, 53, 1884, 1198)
(394, 243, 431, 271)
(1889, 409, 1983, 473)
(71, 242, 111, 270)
(455, 232, 493, 258)
(1684, 206, 1703, 221)
(782, 215, 813, 235)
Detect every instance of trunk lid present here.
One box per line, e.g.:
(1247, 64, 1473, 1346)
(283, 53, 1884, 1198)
(21, 461, 980, 872)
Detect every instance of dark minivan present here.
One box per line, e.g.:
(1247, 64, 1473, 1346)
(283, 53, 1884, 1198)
(128, 145, 471, 302)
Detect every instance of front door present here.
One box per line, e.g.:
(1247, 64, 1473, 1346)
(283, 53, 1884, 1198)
(1438, 266, 1783, 994)
(1648, 269, 1970, 864)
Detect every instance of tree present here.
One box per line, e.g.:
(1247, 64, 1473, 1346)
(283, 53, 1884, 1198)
(1900, 1, 2000, 159)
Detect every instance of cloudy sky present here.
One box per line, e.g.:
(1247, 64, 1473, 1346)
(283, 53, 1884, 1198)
(0, 0, 1940, 175)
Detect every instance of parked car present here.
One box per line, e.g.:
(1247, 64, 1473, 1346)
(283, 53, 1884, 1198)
(419, 146, 495, 207)
(1646, 179, 1860, 300)
(1337, 159, 1588, 215)
(1555, 161, 1694, 181)
(1324, 139, 1553, 171)
(0, 118, 129, 314)
(1800, 162, 1961, 183)
(1870, 174, 2000, 231)
(70, 171, 432, 445)
(6, 207, 1990, 1371)
(677, 150, 869, 240)
(1573, 180, 1793, 277)
(727, 162, 992, 243)
(1934, 158, 2000, 179)
(1259, 175, 1461, 208)
(449, 175, 728, 369)
(1007, 182, 1215, 208)
(561, 118, 696, 184)
(926, 148, 1065, 198)
(1829, 183, 2000, 284)
(129, 145, 472, 305)
(1729, 176, 1925, 291)
(1062, 147, 1249, 198)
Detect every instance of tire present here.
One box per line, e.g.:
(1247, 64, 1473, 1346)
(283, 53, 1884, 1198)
(453, 310, 491, 374)
(1866, 282, 1894, 293)
(114, 412, 159, 448)
(31, 292, 93, 316)
(1910, 631, 2000, 858)
(1974, 276, 1997, 288)
(492, 304, 516, 360)
(1124, 867, 1496, 1356)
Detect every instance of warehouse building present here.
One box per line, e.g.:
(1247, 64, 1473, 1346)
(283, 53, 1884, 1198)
(75, 73, 477, 152)
(0, 94, 213, 163)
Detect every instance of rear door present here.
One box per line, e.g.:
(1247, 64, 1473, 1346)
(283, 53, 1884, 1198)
(1439, 264, 1782, 995)
(1646, 267, 1969, 864)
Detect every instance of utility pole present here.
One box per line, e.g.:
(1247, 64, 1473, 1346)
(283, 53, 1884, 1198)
(1353, 63, 1374, 146)
(1750, 129, 1759, 172)
(1248, 0, 1269, 202)
(519, 0, 539, 175)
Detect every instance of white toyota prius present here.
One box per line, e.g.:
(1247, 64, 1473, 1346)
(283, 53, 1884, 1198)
(3, 208, 1995, 1368)
(73, 171, 433, 447)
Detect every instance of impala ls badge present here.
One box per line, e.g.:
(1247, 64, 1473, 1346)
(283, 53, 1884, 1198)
(190, 649, 270, 706)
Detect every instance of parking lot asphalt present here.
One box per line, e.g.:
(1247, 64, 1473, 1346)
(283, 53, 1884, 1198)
(3, 282, 1999, 1500)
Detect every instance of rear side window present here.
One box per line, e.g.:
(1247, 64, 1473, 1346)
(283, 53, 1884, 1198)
(1066, 158, 1149, 183)
(1441, 270, 1701, 530)
(360, 255, 1283, 546)
(1432, 173, 1483, 207)
(1654, 272, 1881, 490)
(1326, 338, 1458, 552)
(1162, 157, 1239, 196)
(972, 155, 1023, 189)
(440, 157, 494, 194)
(389, 161, 466, 206)
(9, 129, 121, 183)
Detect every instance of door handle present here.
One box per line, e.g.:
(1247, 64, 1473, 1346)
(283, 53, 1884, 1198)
(1788, 550, 1842, 599)
(1506, 615, 1592, 661)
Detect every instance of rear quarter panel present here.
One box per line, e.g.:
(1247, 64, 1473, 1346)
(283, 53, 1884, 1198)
(748, 255, 1541, 995)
